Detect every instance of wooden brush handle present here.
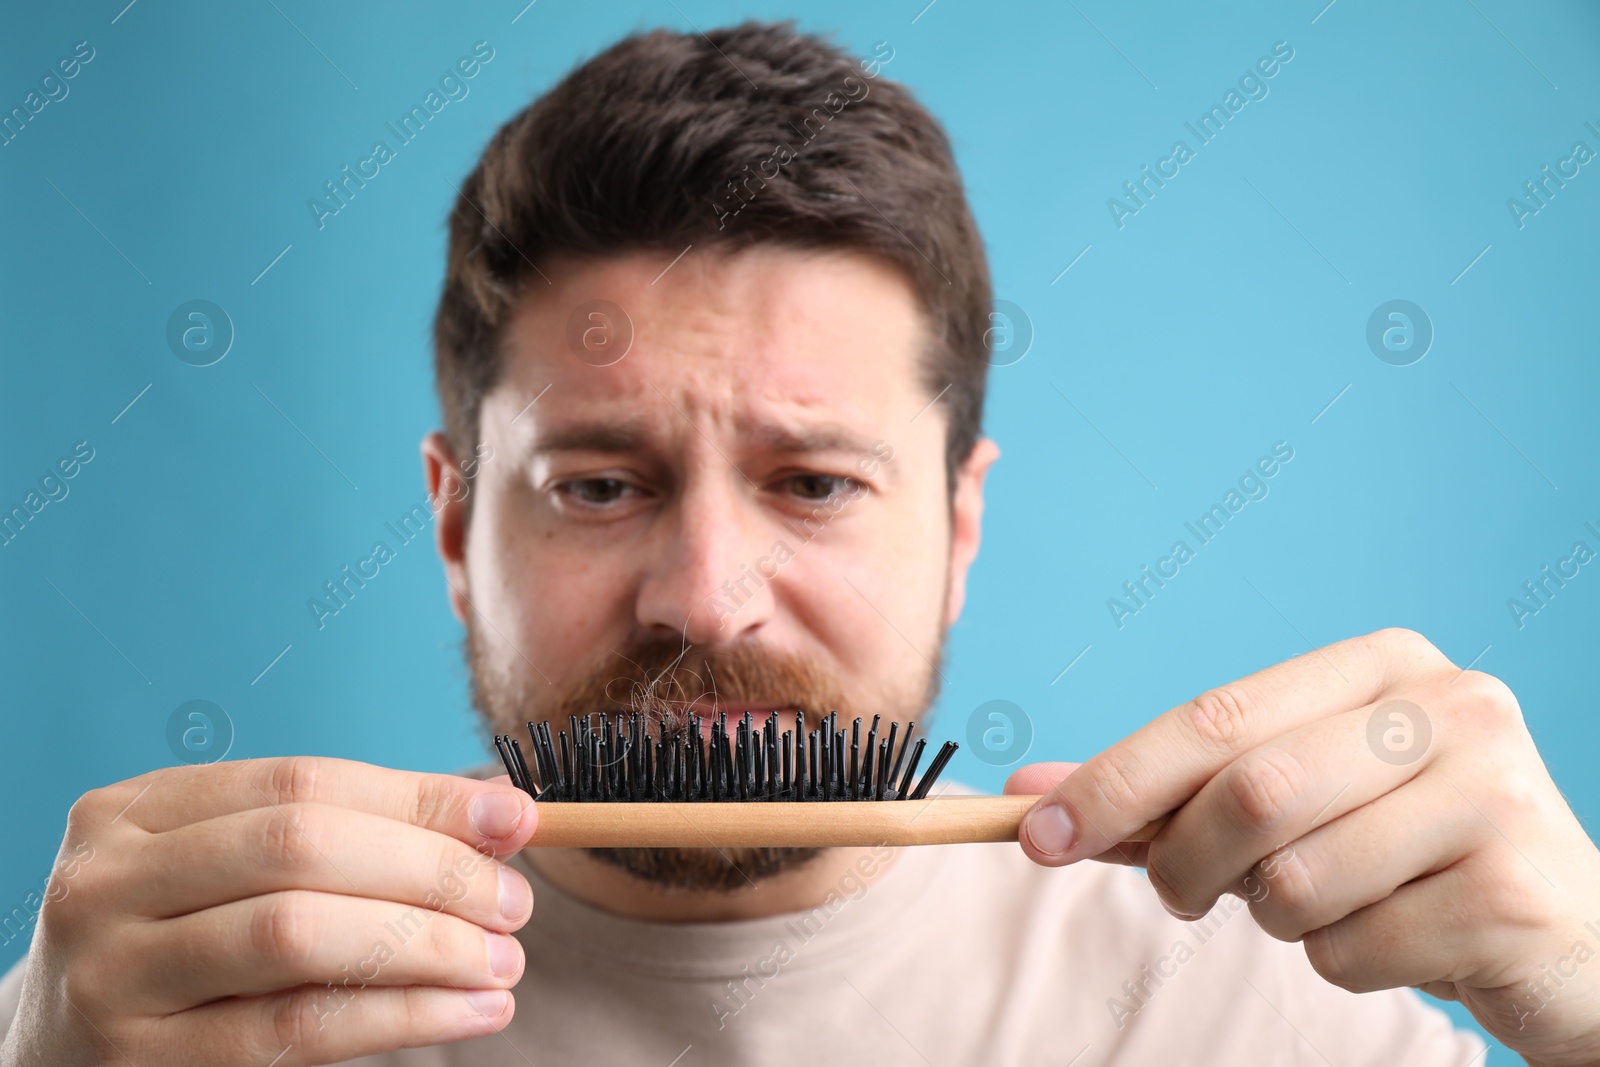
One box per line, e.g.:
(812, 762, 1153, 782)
(526, 795, 1168, 848)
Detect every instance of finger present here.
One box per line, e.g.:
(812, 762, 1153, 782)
(1236, 776, 1483, 942)
(169, 983, 514, 1067)
(1019, 628, 1448, 866)
(1299, 859, 1524, 994)
(124, 889, 525, 1010)
(1086, 840, 1151, 868)
(1144, 701, 1440, 917)
(101, 756, 537, 851)
(123, 803, 533, 932)
(1003, 762, 1080, 794)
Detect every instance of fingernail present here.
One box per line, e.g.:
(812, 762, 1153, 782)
(1023, 803, 1075, 857)
(487, 932, 522, 978)
(464, 988, 509, 1018)
(498, 865, 531, 923)
(470, 791, 524, 840)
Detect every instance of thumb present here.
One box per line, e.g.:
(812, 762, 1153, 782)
(474, 774, 539, 852)
(1005, 762, 1152, 869)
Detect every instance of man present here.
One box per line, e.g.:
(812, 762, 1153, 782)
(2, 21, 1598, 1067)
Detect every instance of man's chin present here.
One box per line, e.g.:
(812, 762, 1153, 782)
(584, 845, 825, 893)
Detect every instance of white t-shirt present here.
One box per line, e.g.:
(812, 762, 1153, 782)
(0, 786, 1488, 1066)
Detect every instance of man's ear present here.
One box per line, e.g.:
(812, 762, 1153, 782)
(945, 436, 1000, 627)
(421, 432, 471, 626)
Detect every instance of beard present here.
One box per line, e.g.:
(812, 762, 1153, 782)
(465, 623, 944, 893)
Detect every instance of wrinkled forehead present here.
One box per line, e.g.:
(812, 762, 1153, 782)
(482, 246, 936, 455)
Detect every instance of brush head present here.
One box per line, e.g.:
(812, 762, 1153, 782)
(495, 710, 958, 804)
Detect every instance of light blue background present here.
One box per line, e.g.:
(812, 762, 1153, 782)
(3, 1, 1597, 1061)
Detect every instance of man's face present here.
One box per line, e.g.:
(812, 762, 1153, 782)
(425, 245, 996, 890)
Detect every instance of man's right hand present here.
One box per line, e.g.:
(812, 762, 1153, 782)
(0, 756, 538, 1067)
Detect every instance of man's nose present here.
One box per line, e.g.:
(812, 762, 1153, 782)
(633, 474, 776, 645)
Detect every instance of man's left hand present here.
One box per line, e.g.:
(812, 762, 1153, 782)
(1009, 628, 1600, 1066)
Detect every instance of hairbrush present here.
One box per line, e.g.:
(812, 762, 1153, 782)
(495, 711, 1167, 847)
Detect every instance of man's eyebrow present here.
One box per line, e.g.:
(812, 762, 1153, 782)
(744, 423, 880, 456)
(525, 419, 881, 459)
(528, 421, 650, 454)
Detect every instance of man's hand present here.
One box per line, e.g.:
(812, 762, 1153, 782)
(1009, 628, 1600, 1067)
(0, 757, 538, 1067)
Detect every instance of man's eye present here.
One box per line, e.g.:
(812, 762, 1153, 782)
(564, 478, 631, 504)
(784, 474, 855, 501)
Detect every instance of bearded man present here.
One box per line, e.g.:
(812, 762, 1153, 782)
(4, 21, 1599, 1067)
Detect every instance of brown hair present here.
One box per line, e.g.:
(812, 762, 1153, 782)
(433, 21, 991, 494)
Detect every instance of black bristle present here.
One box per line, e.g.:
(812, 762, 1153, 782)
(529, 727, 549, 802)
(501, 735, 539, 799)
(818, 717, 830, 797)
(889, 721, 915, 788)
(538, 722, 560, 799)
(834, 732, 847, 797)
(693, 716, 707, 799)
(494, 736, 518, 789)
(882, 722, 900, 794)
(910, 740, 959, 800)
(747, 727, 758, 793)
(537, 723, 556, 796)
(848, 719, 861, 800)
(793, 713, 804, 783)
(627, 716, 640, 800)
(581, 726, 591, 798)
(864, 718, 881, 794)
(518, 724, 539, 789)
(713, 726, 726, 799)
(735, 730, 748, 800)
(803, 731, 815, 797)
(897, 738, 926, 800)
(721, 725, 734, 794)
(509, 739, 538, 799)
(781, 731, 791, 795)
(766, 725, 779, 800)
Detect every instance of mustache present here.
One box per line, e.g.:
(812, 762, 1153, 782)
(542, 637, 852, 729)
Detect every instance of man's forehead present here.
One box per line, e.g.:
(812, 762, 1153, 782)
(485, 246, 931, 445)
